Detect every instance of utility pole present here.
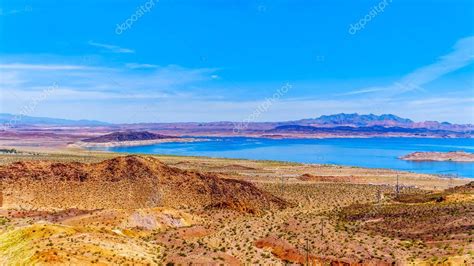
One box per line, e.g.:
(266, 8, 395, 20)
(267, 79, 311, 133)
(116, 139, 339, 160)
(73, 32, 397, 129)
(449, 174, 456, 188)
(396, 175, 400, 198)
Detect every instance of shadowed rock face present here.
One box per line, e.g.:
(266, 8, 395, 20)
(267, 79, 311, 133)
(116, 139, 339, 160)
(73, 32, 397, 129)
(0, 155, 288, 213)
(82, 131, 177, 143)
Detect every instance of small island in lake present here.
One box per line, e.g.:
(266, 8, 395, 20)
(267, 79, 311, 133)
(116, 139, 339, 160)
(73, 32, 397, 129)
(73, 131, 196, 148)
(401, 151, 474, 162)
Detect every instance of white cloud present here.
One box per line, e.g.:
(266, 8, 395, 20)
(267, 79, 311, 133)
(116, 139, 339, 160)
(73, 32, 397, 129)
(399, 36, 474, 88)
(2, 38, 473, 124)
(407, 97, 474, 106)
(4, 93, 472, 123)
(0, 71, 26, 86)
(337, 87, 385, 96)
(345, 36, 474, 96)
(0, 6, 32, 16)
(0, 63, 93, 70)
(60, 96, 469, 124)
(1, 87, 171, 101)
(0, 60, 218, 103)
(125, 63, 158, 69)
(88, 41, 135, 54)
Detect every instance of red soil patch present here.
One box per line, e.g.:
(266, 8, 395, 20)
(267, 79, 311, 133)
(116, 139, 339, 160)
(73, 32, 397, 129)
(176, 225, 213, 239)
(255, 236, 388, 265)
(167, 251, 240, 265)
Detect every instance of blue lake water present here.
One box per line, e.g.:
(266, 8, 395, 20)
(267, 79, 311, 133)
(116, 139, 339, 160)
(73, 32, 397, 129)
(97, 138, 474, 178)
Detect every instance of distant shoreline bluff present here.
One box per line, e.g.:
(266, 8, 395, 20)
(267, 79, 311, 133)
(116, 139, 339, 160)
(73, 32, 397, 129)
(71, 138, 200, 148)
(401, 151, 474, 162)
(71, 130, 205, 148)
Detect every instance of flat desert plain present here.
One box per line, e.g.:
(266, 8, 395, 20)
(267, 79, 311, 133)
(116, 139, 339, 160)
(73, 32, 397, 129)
(0, 147, 473, 265)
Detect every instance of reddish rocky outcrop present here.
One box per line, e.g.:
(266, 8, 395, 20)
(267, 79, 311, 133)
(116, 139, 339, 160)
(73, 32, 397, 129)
(0, 155, 288, 213)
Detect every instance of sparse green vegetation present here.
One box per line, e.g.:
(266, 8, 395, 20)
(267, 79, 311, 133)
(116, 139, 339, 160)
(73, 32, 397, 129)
(0, 151, 472, 265)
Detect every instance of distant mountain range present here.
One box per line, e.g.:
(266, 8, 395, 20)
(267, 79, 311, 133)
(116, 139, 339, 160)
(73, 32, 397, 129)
(0, 113, 472, 138)
(269, 125, 466, 136)
(295, 113, 414, 126)
(0, 113, 109, 127)
(291, 113, 472, 132)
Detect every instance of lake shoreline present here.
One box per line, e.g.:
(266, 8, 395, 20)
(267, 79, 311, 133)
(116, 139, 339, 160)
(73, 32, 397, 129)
(70, 137, 203, 148)
(98, 137, 474, 178)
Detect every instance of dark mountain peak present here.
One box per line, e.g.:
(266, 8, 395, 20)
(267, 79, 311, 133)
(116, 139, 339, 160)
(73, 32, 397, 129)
(309, 113, 413, 126)
(82, 131, 177, 143)
(378, 114, 411, 121)
(282, 113, 472, 133)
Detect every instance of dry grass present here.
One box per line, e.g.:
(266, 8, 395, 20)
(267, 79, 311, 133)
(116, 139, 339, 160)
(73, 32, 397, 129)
(0, 149, 473, 264)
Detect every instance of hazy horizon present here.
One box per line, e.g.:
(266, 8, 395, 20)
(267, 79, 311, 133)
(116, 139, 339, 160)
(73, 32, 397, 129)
(1, 111, 472, 125)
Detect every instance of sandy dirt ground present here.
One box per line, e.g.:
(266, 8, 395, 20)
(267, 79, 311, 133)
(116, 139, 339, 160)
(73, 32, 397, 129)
(0, 143, 473, 265)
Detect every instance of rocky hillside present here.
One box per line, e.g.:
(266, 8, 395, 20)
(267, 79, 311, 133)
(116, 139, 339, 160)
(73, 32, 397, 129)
(297, 113, 413, 127)
(0, 155, 288, 213)
(294, 113, 473, 132)
(82, 131, 177, 143)
(400, 151, 474, 162)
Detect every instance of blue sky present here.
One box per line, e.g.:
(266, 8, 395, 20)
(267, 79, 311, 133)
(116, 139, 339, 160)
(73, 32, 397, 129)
(0, 0, 473, 123)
